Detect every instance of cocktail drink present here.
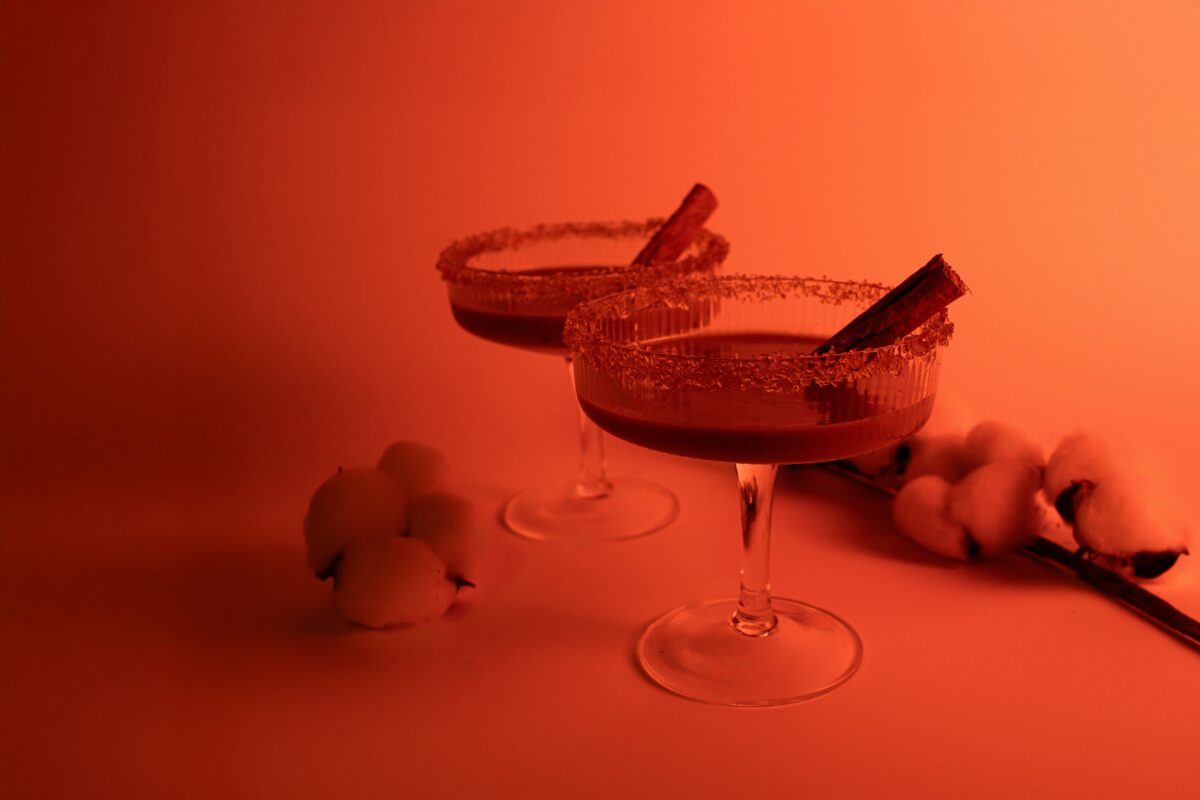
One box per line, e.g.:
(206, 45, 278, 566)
(565, 275, 952, 705)
(437, 219, 728, 541)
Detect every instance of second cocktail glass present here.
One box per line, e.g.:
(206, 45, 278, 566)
(437, 219, 728, 542)
(565, 275, 952, 705)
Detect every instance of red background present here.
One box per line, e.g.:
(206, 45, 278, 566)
(3, 2, 1199, 798)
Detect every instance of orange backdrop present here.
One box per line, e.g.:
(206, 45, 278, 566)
(3, 3, 1200, 795)
(4, 0, 1198, 502)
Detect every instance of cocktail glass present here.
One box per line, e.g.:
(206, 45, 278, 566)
(565, 274, 952, 705)
(437, 220, 728, 542)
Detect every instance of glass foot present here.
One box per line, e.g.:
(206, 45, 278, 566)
(637, 597, 862, 706)
(503, 477, 678, 542)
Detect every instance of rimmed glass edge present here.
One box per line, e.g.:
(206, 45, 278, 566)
(563, 273, 954, 392)
(435, 219, 730, 300)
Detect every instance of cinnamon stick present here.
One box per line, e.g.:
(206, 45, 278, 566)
(813, 254, 968, 354)
(632, 183, 718, 266)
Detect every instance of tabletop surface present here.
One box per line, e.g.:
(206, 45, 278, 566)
(4, 2, 1200, 798)
(5, 436, 1200, 799)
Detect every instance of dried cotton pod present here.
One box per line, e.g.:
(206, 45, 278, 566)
(333, 536, 457, 627)
(892, 475, 975, 561)
(962, 420, 1044, 472)
(407, 491, 484, 587)
(1045, 433, 1190, 578)
(304, 467, 408, 578)
(947, 461, 1041, 556)
(378, 441, 450, 497)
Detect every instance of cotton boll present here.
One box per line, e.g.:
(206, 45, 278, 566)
(1046, 435, 1190, 578)
(963, 421, 1044, 472)
(903, 433, 971, 484)
(407, 491, 484, 586)
(333, 536, 457, 627)
(1070, 477, 1190, 575)
(378, 441, 449, 496)
(892, 475, 975, 561)
(948, 461, 1041, 555)
(304, 467, 408, 578)
(1043, 432, 1119, 510)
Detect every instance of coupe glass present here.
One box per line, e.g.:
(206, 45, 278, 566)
(437, 220, 728, 542)
(565, 275, 952, 705)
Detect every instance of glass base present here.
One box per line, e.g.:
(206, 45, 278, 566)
(502, 477, 678, 542)
(637, 597, 863, 706)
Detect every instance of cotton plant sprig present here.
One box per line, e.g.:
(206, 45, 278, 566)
(818, 411, 1198, 650)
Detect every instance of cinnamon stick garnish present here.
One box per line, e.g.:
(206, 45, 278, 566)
(632, 183, 718, 266)
(814, 254, 968, 354)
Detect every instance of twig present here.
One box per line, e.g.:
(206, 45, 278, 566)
(814, 461, 1200, 652)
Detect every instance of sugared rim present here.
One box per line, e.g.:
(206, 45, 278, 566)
(435, 218, 729, 302)
(563, 274, 954, 392)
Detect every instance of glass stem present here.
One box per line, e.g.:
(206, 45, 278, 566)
(567, 357, 612, 499)
(733, 463, 780, 636)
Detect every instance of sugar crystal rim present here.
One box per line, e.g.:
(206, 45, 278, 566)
(563, 274, 954, 391)
(436, 218, 730, 302)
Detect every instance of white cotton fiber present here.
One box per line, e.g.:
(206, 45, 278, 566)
(333, 536, 457, 627)
(407, 491, 484, 586)
(963, 421, 1044, 472)
(1072, 476, 1190, 558)
(948, 461, 1041, 555)
(892, 475, 974, 561)
(378, 441, 450, 497)
(304, 467, 408, 577)
(1043, 432, 1118, 509)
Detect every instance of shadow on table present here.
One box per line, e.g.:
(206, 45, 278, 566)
(19, 534, 649, 669)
